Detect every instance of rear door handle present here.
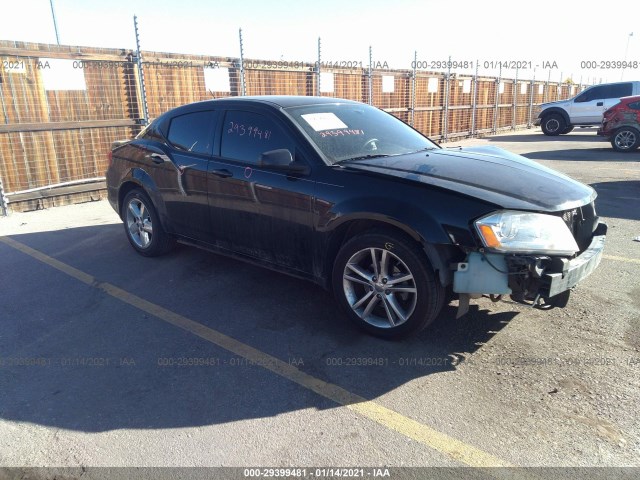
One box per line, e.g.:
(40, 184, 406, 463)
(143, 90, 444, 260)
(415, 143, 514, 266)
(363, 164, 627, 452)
(597, 102, 603, 106)
(149, 153, 169, 164)
(210, 169, 233, 178)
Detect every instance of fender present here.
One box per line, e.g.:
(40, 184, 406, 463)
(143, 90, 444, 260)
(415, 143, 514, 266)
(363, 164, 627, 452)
(613, 123, 640, 133)
(323, 198, 451, 245)
(539, 107, 570, 125)
(119, 167, 171, 231)
(319, 197, 457, 287)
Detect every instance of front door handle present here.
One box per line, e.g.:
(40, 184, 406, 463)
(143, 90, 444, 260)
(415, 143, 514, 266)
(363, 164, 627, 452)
(210, 169, 233, 178)
(597, 102, 603, 106)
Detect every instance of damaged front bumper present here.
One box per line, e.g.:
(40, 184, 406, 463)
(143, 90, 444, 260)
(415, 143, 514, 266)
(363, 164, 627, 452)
(540, 222, 607, 298)
(452, 222, 607, 316)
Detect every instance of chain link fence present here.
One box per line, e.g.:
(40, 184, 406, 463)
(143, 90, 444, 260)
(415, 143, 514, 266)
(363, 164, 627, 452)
(0, 32, 588, 214)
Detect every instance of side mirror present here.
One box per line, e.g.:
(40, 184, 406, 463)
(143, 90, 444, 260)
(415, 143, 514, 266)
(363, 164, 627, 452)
(260, 149, 293, 167)
(259, 149, 310, 175)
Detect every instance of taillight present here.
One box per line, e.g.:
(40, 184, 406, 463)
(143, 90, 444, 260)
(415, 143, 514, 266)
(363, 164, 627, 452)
(107, 150, 113, 167)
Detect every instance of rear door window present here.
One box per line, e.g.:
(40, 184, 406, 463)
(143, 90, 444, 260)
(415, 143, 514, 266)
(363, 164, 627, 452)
(167, 111, 217, 155)
(607, 83, 633, 99)
(137, 123, 164, 142)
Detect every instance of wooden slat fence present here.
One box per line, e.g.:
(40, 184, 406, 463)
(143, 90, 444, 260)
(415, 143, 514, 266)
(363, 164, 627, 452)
(0, 40, 586, 213)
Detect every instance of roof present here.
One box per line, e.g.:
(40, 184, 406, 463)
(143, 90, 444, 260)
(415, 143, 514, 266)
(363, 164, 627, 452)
(203, 95, 362, 108)
(154, 96, 365, 123)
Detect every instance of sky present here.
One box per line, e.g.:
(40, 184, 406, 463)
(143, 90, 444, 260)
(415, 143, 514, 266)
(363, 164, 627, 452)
(1, 0, 639, 83)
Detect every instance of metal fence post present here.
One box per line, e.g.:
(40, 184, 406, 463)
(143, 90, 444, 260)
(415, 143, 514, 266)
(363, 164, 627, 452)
(0, 176, 8, 216)
(471, 59, 478, 136)
(493, 66, 501, 134)
(133, 15, 150, 125)
(316, 37, 322, 96)
(368, 46, 373, 105)
(512, 66, 518, 130)
(443, 56, 451, 141)
(544, 69, 551, 104)
(410, 51, 417, 127)
(527, 70, 535, 127)
(239, 28, 246, 96)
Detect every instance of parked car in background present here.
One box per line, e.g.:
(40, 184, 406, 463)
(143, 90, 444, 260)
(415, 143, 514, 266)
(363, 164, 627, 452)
(106, 96, 607, 339)
(597, 95, 640, 152)
(534, 81, 640, 135)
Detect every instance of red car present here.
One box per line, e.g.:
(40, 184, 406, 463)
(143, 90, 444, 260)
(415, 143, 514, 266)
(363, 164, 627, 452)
(598, 95, 640, 152)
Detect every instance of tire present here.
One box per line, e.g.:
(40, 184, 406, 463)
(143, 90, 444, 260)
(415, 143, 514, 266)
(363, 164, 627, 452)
(122, 189, 175, 257)
(561, 126, 574, 134)
(332, 230, 444, 339)
(541, 114, 566, 136)
(611, 127, 640, 152)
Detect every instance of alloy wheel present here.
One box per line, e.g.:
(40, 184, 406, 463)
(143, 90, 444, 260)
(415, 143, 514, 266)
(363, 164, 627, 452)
(614, 130, 637, 150)
(342, 247, 418, 329)
(126, 198, 154, 248)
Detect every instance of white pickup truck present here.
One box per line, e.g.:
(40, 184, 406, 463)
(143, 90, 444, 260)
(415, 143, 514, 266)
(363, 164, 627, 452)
(534, 81, 640, 135)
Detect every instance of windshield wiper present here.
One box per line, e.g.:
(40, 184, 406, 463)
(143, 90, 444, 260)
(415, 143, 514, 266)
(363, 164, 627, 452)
(411, 146, 439, 153)
(336, 153, 391, 163)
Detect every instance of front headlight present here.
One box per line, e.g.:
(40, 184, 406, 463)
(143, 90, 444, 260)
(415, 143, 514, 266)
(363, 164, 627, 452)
(475, 211, 579, 256)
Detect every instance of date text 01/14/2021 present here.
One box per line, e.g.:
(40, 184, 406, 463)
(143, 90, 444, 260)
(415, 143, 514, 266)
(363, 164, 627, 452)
(243, 468, 391, 478)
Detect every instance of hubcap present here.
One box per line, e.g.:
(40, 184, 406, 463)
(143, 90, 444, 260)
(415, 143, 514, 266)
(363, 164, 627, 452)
(546, 118, 560, 133)
(126, 198, 153, 248)
(615, 131, 636, 150)
(343, 247, 417, 329)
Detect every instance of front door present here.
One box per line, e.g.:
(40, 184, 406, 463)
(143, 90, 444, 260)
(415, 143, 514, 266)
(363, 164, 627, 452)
(207, 109, 315, 273)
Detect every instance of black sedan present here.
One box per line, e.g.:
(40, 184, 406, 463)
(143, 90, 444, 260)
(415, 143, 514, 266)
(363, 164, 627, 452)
(106, 96, 606, 338)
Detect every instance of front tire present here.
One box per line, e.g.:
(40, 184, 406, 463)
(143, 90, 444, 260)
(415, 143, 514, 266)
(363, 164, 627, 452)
(611, 127, 640, 152)
(332, 230, 444, 339)
(122, 189, 175, 257)
(541, 114, 566, 136)
(561, 126, 574, 134)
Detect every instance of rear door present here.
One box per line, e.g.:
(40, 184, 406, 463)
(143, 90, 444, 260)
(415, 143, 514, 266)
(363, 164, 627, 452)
(153, 110, 218, 241)
(206, 108, 315, 273)
(627, 99, 640, 124)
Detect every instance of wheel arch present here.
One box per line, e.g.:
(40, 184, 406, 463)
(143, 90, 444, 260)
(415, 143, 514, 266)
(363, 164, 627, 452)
(613, 124, 640, 135)
(321, 215, 459, 291)
(541, 107, 571, 126)
(117, 168, 170, 228)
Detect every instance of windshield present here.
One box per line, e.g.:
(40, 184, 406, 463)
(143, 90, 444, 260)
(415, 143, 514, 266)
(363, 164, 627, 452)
(285, 103, 439, 164)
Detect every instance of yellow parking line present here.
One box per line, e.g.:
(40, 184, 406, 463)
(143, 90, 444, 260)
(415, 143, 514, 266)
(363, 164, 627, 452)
(0, 235, 512, 468)
(604, 254, 640, 265)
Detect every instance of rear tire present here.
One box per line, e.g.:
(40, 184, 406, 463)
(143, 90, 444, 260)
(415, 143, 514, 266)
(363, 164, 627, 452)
(611, 127, 640, 152)
(332, 230, 444, 339)
(122, 189, 175, 257)
(541, 114, 566, 136)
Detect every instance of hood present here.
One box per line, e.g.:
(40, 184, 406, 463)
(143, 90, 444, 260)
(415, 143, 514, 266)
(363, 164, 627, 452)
(341, 145, 596, 211)
(540, 99, 571, 108)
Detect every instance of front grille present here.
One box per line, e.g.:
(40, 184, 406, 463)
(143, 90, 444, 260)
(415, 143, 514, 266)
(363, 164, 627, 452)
(562, 209, 577, 224)
(557, 202, 597, 253)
